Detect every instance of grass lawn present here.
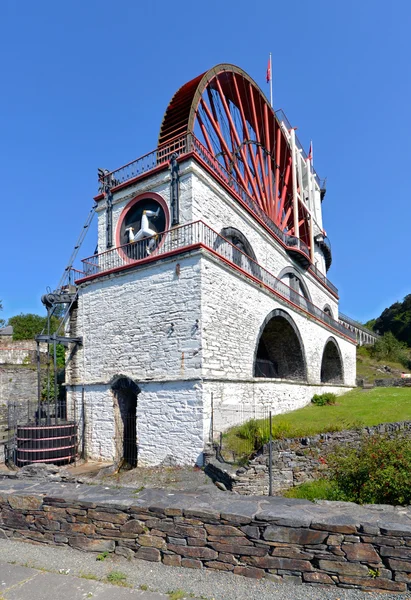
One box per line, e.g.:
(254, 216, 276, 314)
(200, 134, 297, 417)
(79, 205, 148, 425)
(223, 387, 411, 457)
(270, 387, 411, 437)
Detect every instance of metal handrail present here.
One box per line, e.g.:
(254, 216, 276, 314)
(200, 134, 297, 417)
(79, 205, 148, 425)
(79, 221, 354, 341)
(338, 312, 378, 337)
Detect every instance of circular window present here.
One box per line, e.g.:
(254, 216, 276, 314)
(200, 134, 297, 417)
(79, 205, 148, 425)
(117, 195, 168, 260)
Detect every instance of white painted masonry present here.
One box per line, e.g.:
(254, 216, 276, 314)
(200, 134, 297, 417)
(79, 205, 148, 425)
(67, 158, 356, 466)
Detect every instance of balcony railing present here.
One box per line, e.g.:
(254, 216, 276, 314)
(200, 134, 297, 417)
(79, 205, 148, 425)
(100, 132, 338, 297)
(79, 221, 354, 341)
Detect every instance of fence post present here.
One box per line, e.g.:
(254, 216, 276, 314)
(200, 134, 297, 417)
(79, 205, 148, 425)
(210, 393, 214, 444)
(269, 411, 273, 496)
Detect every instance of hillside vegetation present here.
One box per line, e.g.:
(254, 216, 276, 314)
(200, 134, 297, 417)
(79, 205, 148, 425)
(356, 332, 411, 382)
(366, 293, 411, 346)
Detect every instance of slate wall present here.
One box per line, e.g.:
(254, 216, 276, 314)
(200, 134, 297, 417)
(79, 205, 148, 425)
(0, 479, 410, 592)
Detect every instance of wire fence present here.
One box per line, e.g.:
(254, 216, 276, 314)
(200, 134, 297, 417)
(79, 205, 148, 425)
(212, 406, 276, 495)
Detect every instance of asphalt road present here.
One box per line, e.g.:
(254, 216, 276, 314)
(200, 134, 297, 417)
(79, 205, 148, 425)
(0, 538, 410, 600)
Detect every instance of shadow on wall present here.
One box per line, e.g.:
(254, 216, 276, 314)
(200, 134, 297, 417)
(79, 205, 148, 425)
(254, 309, 307, 381)
(111, 376, 140, 469)
(321, 337, 344, 384)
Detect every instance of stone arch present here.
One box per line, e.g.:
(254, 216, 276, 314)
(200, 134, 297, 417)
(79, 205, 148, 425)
(254, 309, 307, 380)
(320, 337, 344, 384)
(323, 304, 334, 319)
(110, 375, 141, 468)
(214, 227, 261, 279)
(277, 266, 312, 303)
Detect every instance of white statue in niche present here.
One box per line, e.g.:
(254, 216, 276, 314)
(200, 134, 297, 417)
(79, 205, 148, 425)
(125, 208, 160, 255)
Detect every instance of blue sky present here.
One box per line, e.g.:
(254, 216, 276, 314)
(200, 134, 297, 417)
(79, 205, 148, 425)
(1, 0, 409, 323)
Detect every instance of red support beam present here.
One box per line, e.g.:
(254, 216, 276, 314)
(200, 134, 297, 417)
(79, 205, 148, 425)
(274, 125, 281, 222)
(263, 102, 274, 220)
(277, 156, 292, 226)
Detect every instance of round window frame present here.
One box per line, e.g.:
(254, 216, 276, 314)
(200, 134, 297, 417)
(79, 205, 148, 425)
(115, 192, 170, 262)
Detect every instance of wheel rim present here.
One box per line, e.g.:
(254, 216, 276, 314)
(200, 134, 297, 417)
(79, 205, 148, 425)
(159, 64, 311, 247)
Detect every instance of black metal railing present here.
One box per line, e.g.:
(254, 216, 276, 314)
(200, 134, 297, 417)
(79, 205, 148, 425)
(80, 221, 354, 341)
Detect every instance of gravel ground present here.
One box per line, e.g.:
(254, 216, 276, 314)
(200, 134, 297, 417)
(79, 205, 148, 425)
(0, 539, 410, 600)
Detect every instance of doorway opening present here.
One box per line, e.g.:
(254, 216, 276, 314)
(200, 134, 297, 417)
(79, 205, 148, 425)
(111, 376, 140, 469)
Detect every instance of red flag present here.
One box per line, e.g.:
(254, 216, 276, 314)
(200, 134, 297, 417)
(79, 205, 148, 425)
(266, 57, 271, 83)
(307, 141, 313, 161)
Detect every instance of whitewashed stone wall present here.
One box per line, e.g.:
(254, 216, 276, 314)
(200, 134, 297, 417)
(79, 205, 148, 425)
(203, 380, 352, 439)
(95, 160, 338, 318)
(189, 163, 339, 317)
(200, 255, 355, 386)
(69, 158, 355, 466)
(0, 339, 46, 365)
(71, 254, 202, 385)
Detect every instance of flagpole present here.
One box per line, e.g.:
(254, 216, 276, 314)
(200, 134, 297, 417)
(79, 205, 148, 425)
(269, 52, 273, 108)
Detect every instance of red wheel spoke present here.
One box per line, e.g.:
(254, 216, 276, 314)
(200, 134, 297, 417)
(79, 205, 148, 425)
(214, 76, 260, 205)
(197, 113, 215, 156)
(200, 97, 250, 193)
(158, 64, 313, 265)
(248, 83, 269, 213)
(231, 74, 265, 206)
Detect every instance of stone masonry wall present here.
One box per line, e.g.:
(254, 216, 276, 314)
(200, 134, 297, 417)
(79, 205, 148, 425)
(0, 477, 410, 593)
(200, 255, 356, 386)
(232, 421, 411, 495)
(191, 163, 339, 317)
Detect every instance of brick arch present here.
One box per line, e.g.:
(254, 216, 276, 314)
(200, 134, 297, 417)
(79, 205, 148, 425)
(321, 337, 344, 384)
(254, 309, 307, 380)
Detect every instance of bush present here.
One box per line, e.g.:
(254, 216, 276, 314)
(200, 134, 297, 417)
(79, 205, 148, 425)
(311, 393, 337, 406)
(370, 332, 411, 369)
(236, 419, 269, 450)
(328, 433, 411, 505)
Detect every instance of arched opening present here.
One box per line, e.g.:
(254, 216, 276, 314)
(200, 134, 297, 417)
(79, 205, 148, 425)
(277, 267, 312, 309)
(321, 338, 344, 384)
(323, 304, 333, 319)
(254, 309, 306, 380)
(215, 227, 261, 279)
(111, 376, 140, 468)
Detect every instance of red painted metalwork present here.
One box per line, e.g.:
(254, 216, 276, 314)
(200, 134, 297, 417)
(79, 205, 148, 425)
(158, 64, 312, 253)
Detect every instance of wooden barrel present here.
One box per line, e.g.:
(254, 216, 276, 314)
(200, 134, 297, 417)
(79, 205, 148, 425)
(16, 422, 77, 467)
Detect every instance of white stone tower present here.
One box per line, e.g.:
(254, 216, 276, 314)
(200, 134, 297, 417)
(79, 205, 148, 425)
(66, 64, 356, 466)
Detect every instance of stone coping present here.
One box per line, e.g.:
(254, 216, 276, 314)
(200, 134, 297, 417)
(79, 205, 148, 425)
(1, 476, 411, 592)
(1, 476, 410, 533)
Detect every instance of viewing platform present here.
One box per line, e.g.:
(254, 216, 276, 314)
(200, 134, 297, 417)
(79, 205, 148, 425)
(77, 220, 354, 342)
(95, 132, 338, 298)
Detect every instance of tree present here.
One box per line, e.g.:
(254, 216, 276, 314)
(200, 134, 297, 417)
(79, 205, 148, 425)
(8, 313, 60, 341)
(373, 294, 411, 347)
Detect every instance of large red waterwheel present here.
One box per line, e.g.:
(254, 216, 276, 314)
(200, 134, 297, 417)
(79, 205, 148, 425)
(159, 64, 312, 252)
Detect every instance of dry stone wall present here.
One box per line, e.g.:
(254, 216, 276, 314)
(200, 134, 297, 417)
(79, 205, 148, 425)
(231, 421, 411, 495)
(0, 477, 411, 592)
